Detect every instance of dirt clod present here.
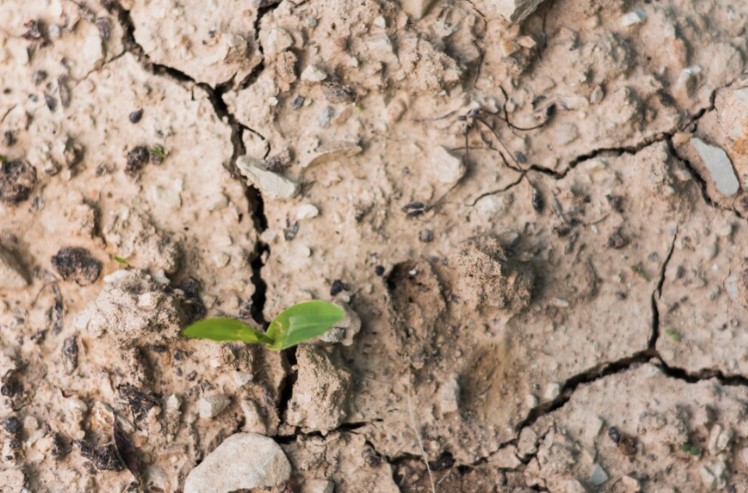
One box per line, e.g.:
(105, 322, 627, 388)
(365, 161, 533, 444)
(0, 159, 36, 204)
(125, 146, 150, 175)
(51, 247, 102, 286)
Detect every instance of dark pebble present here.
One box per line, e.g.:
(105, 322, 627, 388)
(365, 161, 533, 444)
(0, 159, 37, 204)
(322, 81, 356, 104)
(374, 265, 385, 276)
(51, 247, 102, 286)
(125, 146, 149, 175)
(607, 228, 628, 249)
(291, 96, 305, 109)
(607, 426, 621, 444)
(128, 109, 143, 124)
(2, 417, 22, 435)
(418, 229, 434, 243)
(330, 279, 349, 296)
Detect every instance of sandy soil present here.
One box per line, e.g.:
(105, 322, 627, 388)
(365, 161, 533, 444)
(2, 0, 748, 491)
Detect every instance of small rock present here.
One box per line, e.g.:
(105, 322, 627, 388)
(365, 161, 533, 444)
(199, 394, 230, 419)
(240, 399, 267, 434)
(402, 0, 437, 20)
(236, 156, 299, 200)
(590, 85, 604, 104)
(544, 382, 561, 400)
(699, 461, 726, 490)
(302, 479, 335, 493)
(296, 204, 320, 220)
(125, 146, 150, 175)
(303, 142, 362, 168)
(86, 269, 186, 344)
(128, 109, 143, 124)
(165, 394, 181, 412)
(300, 65, 328, 82)
(0, 245, 29, 289)
(432, 146, 465, 184)
(419, 229, 434, 243)
(620, 9, 647, 27)
(232, 371, 254, 388)
(691, 137, 739, 197)
(439, 376, 460, 414)
(51, 247, 102, 286)
(674, 66, 701, 99)
(590, 464, 609, 486)
(264, 28, 294, 56)
(0, 159, 37, 204)
(707, 424, 733, 455)
(286, 346, 352, 432)
(318, 301, 361, 346)
(495, 0, 547, 23)
(620, 475, 640, 492)
(183, 433, 291, 493)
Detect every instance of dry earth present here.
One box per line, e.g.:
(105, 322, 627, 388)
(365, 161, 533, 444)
(2, 0, 748, 491)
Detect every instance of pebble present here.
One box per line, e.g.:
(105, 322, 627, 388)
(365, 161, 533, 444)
(401, 0, 437, 20)
(544, 382, 561, 400)
(691, 137, 739, 197)
(165, 394, 182, 412)
(184, 433, 291, 493)
(0, 245, 28, 289)
(432, 146, 465, 184)
(302, 479, 335, 493)
(303, 142, 362, 168)
(699, 461, 726, 490)
(495, 0, 547, 23)
(232, 371, 254, 388)
(264, 28, 294, 56)
(301, 65, 328, 83)
(707, 424, 733, 455)
(674, 66, 701, 98)
(296, 203, 320, 220)
(590, 464, 609, 486)
(620, 9, 647, 27)
(236, 156, 299, 199)
(620, 476, 640, 492)
(240, 400, 267, 434)
(590, 85, 604, 104)
(439, 376, 460, 414)
(198, 394, 230, 419)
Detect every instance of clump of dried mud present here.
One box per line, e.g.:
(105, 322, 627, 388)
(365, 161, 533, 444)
(2, 0, 748, 491)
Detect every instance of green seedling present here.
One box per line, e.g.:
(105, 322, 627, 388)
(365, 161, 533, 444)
(113, 256, 129, 266)
(679, 443, 701, 456)
(630, 263, 649, 281)
(149, 145, 167, 160)
(182, 300, 344, 351)
(665, 328, 682, 342)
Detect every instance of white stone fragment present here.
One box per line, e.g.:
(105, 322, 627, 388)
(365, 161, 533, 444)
(432, 146, 466, 184)
(620, 9, 647, 27)
(296, 204, 320, 220)
(301, 65, 328, 82)
(198, 394, 230, 419)
(237, 156, 299, 200)
(590, 464, 609, 486)
(675, 66, 702, 98)
(691, 137, 740, 197)
(303, 142, 362, 168)
(439, 376, 460, 414)
(402, 0, 438, 20)
(495, 0, 547, 23)
(184, 433, 291, 493)
(544, 382, 561, 400)
(264, 28, 294, 56)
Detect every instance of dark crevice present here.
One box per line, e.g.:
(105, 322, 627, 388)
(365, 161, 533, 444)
(275, 420, 374, 444)
(275, 347, 298, 431)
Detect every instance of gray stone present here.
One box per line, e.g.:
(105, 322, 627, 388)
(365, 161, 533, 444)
(198, 394, 230, 419)
(494, 0, 547, 23)
(184, 433, 291, 493)
(590, 463, 609, 486)
(0, 246, 28, 289)
(237, 156, 299, 200)
(691, 137, 740, 197)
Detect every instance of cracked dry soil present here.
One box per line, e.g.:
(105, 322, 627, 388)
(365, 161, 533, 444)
(3, 0, 748, 491)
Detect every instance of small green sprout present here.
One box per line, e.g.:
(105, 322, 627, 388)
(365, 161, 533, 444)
(679, 443, 701, 456)
(630, 263, 649, 281)
(113, 256, 129, 266)
(665, 328, 682, 342)
(182, 300, 345, 351)
(149, 145, 167, 161)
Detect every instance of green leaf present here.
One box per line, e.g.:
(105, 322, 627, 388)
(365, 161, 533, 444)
(113, 256, 129, 266)
(182, 318, 272, 344)
(266, 300, 345, 350)
(665, 328, 682, 342)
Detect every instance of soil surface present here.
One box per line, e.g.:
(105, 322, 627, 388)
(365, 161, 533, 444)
(2, 0, 748, 492)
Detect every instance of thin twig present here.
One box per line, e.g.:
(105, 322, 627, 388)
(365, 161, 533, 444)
(406, 384, 436, 493)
